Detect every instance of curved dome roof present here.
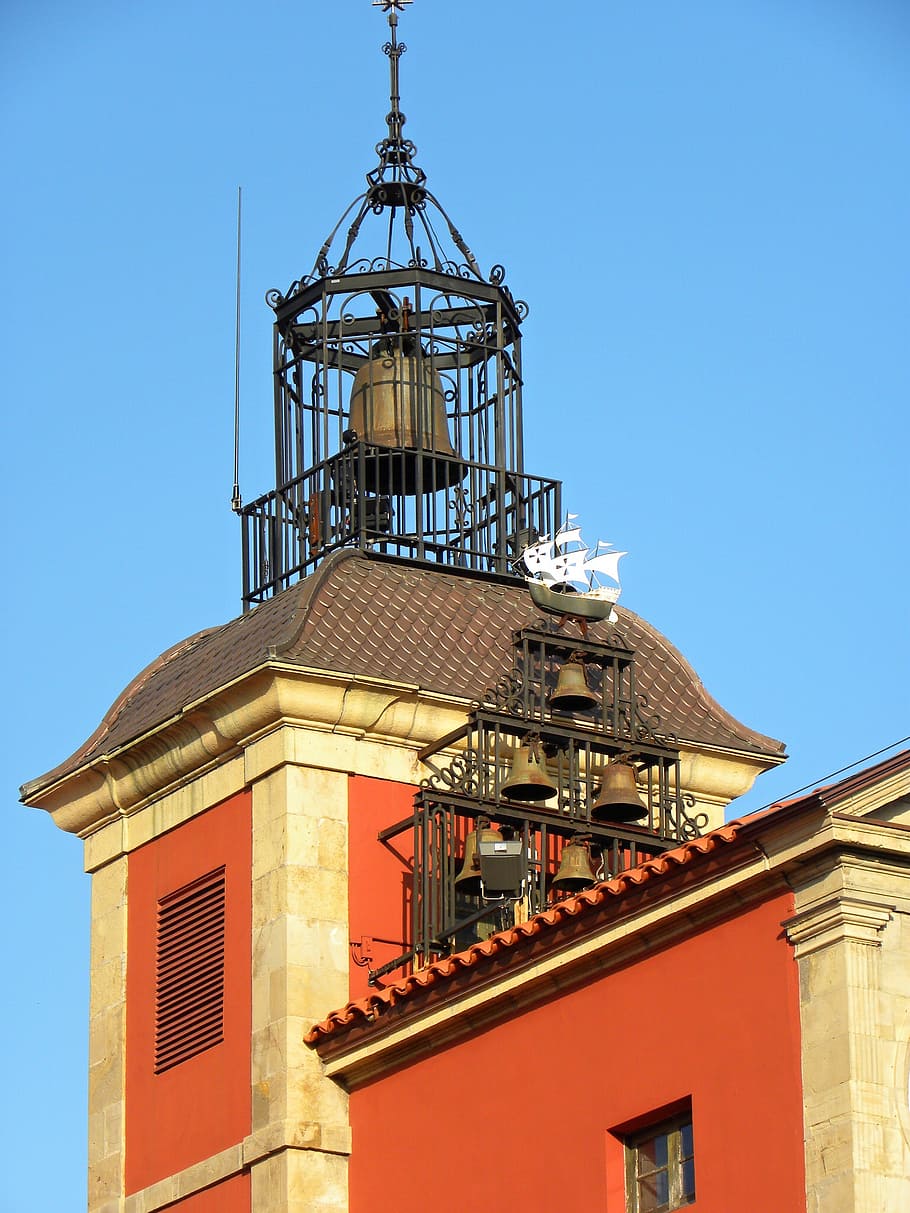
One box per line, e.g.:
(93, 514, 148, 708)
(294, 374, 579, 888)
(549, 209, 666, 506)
(24, 550, 784, 798)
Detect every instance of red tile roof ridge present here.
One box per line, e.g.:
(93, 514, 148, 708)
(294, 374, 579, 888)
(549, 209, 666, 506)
(305, 822, 743, 1048)
(732, 748, 910, 827)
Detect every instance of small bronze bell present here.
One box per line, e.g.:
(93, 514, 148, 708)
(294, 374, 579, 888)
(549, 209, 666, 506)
(455, 822, 503, 895)
(549, 655, 598, 713)
(500, 736, 557, 802)
(552, 836, 600, 892)
(591, 760, 649, 823)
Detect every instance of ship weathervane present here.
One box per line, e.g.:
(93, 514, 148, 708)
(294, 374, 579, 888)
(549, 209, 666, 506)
(518, 516, 626, 624)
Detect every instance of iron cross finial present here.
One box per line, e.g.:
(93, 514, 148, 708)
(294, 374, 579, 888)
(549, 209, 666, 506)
(372, 1, 412, 11)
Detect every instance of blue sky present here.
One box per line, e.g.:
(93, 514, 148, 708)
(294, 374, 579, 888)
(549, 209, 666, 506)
(3, 1, 908, 1207)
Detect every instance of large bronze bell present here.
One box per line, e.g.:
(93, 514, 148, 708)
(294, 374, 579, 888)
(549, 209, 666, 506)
(549, 656, 598, 713)
(552, 837, 600, 893)
(500, 737, 558, 802)
(348, 347, 465, 495)
(455, 822, 503, 895)
(591, 760, 649, 823)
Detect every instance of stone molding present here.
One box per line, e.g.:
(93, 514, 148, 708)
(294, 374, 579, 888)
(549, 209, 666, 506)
(123, 1144, 243, 1213)
(79, 724, 424, 875)
(121, 1121, 353, 1213)
(25, 665, 468, 837)
(27, 663, 772, 854)
(784, 896, 894, 958)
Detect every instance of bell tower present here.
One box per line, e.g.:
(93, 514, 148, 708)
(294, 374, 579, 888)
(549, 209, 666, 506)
(240, 0, 560, 607)
(19, 6, 786, 1213)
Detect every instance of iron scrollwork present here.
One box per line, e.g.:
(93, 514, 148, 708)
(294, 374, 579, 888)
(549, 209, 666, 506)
(420, 752, 481, 798)
(475, 670, 527, 718)
(666, 790, 707, 840)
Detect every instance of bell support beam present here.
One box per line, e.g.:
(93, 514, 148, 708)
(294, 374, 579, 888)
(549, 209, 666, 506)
(286, 303, 506, 346)
(420, 710, 680, 764)
(271, 268, 523, 330)
(415, 789, 678, 853)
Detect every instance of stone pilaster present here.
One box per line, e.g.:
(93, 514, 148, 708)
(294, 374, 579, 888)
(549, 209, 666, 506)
(246, 743, 351, 1212)
(88, 856, 128, 1213)
(786, 882, 910, 1211)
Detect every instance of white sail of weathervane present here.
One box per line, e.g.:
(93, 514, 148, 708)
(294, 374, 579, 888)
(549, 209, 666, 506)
(551, 548, 589, 589)
(521, 536, 557, 583)
(584, 548, 625, 586)
(554, 517, 583, 551)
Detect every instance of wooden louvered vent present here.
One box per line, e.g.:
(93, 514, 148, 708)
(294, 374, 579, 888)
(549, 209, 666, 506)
(155, 866, 226, 1073)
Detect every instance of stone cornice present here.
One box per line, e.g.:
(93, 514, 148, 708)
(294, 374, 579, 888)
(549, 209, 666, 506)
(23, 663, 774, 840)
(22, 663, 468, 837)
(122, 1121, 352, 1213)
(783, 896, 894, 957)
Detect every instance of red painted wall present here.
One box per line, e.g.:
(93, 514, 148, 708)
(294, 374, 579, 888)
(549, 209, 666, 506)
(348, 775, 415, 999)
(165, 1173, 250, 1212)
(125, 792, 252, 1194)
(350, 889, 805, 1212)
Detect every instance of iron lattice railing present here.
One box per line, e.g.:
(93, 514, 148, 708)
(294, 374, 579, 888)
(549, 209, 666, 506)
(241, 447, 560, 606)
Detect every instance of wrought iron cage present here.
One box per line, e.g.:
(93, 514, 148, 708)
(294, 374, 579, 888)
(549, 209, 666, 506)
(409, 796, 678, 966)
(241, 268, 560, 606)
(375, 622, 708, 977)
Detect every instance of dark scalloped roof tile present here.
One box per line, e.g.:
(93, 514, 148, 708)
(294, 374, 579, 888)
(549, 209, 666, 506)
(24, 550, 784, 795)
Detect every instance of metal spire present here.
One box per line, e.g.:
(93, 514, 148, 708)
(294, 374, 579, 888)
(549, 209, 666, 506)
(373, 0, 412, 149)
(299, 0, 483, 281)
(371, 0, 412, 163)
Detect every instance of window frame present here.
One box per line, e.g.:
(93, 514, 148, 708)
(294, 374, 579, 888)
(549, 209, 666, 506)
(624, 1109, 695, 1213)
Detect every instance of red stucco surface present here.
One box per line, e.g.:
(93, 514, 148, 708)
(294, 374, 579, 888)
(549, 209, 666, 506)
(348, 774, 416, 1000)
(165, 1173, 250, 1212)
(125, 792, 252, 1194)
(350, 888, 805, 1212)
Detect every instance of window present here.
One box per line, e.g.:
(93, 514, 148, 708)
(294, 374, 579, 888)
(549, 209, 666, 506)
(626, 1111, 695, 1212)
(154, 866, 226, 1073)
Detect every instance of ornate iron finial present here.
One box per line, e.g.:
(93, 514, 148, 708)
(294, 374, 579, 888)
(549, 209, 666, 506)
(374, 0, 411, 151)
(298, 0, 485, 280)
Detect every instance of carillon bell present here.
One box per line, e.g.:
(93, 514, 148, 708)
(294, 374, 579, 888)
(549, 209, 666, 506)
(455, 821, 503, 895)
(348, 308, 465, 495)
(500, 737, 558, 802)
(591, 759, 649, 823)
(552, 837, 600, 893)
(549, 655, 598, 713)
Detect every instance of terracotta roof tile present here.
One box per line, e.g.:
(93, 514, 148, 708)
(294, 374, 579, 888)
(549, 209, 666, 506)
(303, 748, 910, 1050)
(304, 823, 743, 1049)
(24, 550, 784, 795)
